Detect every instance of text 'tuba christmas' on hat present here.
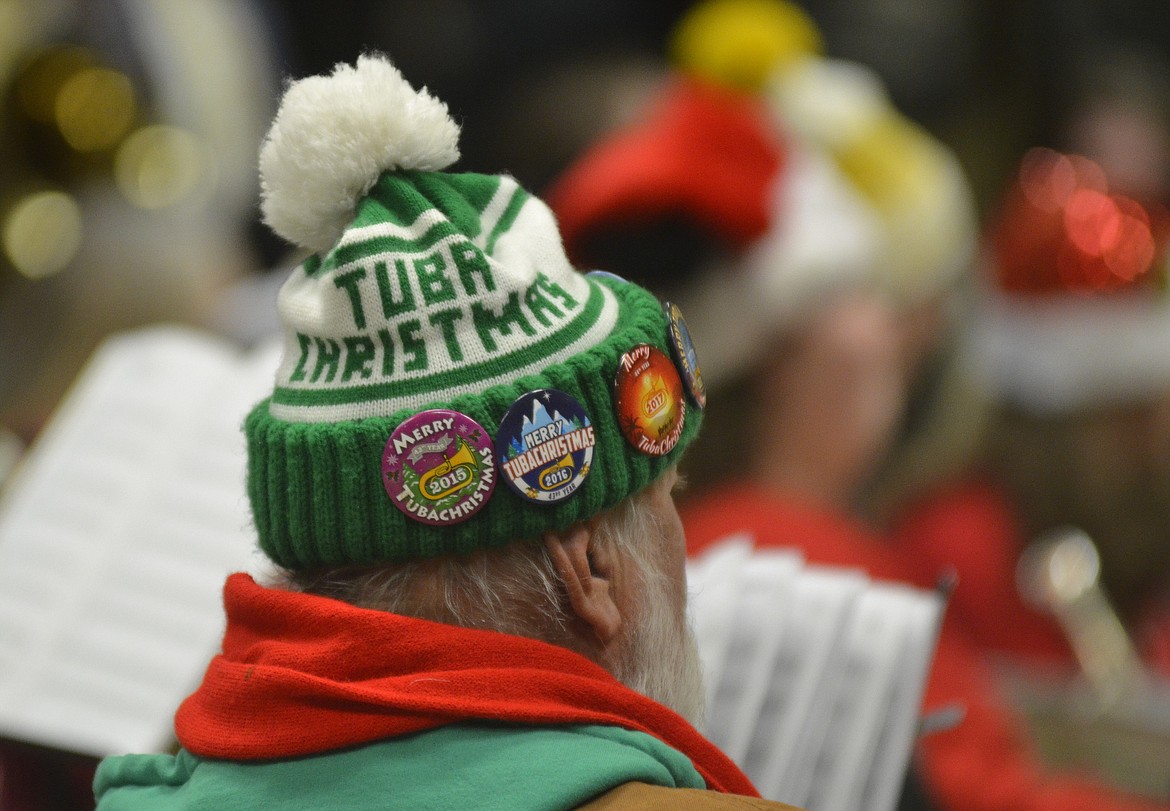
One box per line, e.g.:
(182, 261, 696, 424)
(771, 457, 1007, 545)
(247, 54, 704, 570)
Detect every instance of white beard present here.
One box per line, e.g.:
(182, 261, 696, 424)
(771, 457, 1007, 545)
(609, 568, 707, 729)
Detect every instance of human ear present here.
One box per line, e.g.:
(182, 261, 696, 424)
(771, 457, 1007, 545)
(543, 524, 622, 643)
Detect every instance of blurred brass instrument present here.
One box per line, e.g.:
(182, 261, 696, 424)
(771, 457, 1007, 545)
(1013, 528, 1170, 800)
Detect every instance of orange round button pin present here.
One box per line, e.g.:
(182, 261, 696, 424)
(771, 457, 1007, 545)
(613, 344, 686, 457)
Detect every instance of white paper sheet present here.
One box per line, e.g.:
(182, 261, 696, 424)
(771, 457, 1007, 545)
(706, 550, 802, 763)
(0, 326, 279, 756)
(689, 535, 944, 811)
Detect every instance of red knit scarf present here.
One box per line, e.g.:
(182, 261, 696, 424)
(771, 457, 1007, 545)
(175, 574, 758, 796)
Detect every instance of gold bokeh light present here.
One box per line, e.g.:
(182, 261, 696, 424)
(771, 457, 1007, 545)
(2, 191, 83, 280)
(115, 125, 205, 209)
(16, 46, 96, 124)
(55, 66, 136, 152)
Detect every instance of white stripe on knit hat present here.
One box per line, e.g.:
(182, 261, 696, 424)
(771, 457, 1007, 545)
(334, 176, 522, 250)
(472, 176, 521, 249)
(337, 207, 450, 247)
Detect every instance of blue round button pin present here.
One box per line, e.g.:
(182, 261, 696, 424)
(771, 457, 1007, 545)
(495, 389, 596, 504)
(663, 301, 706, 409)
(585, 269, 630, 285)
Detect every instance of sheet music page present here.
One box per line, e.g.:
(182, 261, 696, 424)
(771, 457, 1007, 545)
(801, 585, 915, 811)
(861, 588, 944, 811)
(704, 549, 803, 764)
(687, 537, 946, 811)
(0, 326, 279, 756)
(752, 565, 868, 804)
(688, 534, 754, 714)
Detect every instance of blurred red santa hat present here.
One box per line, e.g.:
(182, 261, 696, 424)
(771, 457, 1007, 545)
(550, 76, 782, 260)
(975, 146, 1170, 413)
(548, 73, 881, 386)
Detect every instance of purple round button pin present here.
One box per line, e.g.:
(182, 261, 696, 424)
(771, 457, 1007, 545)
(382, 409, 496, 526)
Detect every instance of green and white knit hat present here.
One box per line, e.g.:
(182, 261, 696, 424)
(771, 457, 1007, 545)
(247, 55, 703, 569)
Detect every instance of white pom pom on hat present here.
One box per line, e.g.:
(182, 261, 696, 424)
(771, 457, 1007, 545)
(259, 53, 461, 254)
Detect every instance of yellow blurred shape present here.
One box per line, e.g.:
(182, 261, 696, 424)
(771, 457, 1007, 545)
(16, 46, 96, 124)
(672, 0, 821, 92)
(115, 125, 204, 209)
(0, 1, 26, 92)
(3, 191, 82, 279)
(837, 116, 941, 209)
(55, 67, 136, 151)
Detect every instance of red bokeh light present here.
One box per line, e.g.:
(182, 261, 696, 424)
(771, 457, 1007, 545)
(996, 148, 1162, 295)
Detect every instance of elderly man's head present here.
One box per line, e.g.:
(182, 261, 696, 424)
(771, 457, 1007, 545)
(284, 466, 706, 725)
(246, 56, 709, 725)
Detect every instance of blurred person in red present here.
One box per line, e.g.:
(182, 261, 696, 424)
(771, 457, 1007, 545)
(550, 0, 907, 519)
(550, 2, 1168, 809)
(887, 57, 1170, 802)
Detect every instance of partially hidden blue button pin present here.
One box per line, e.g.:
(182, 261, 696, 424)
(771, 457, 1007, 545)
(663, 301, 706, 409)
(586, 269, 630, 285)
(495, 389, 595, 504)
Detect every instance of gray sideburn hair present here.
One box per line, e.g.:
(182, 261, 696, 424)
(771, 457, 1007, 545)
(273, 476, 706, 725)
(277, 484, 671, 644)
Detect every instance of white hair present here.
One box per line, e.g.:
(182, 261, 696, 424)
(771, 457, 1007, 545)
(279, 492, 657, 640)
(274, 484, 705, 724)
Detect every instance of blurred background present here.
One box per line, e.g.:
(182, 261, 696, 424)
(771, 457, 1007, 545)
(1, 0, 1167, 447)
(1, 1, 1170, 809)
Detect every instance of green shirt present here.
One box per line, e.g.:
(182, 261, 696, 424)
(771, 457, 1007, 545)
(94, 723, 708, 810)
